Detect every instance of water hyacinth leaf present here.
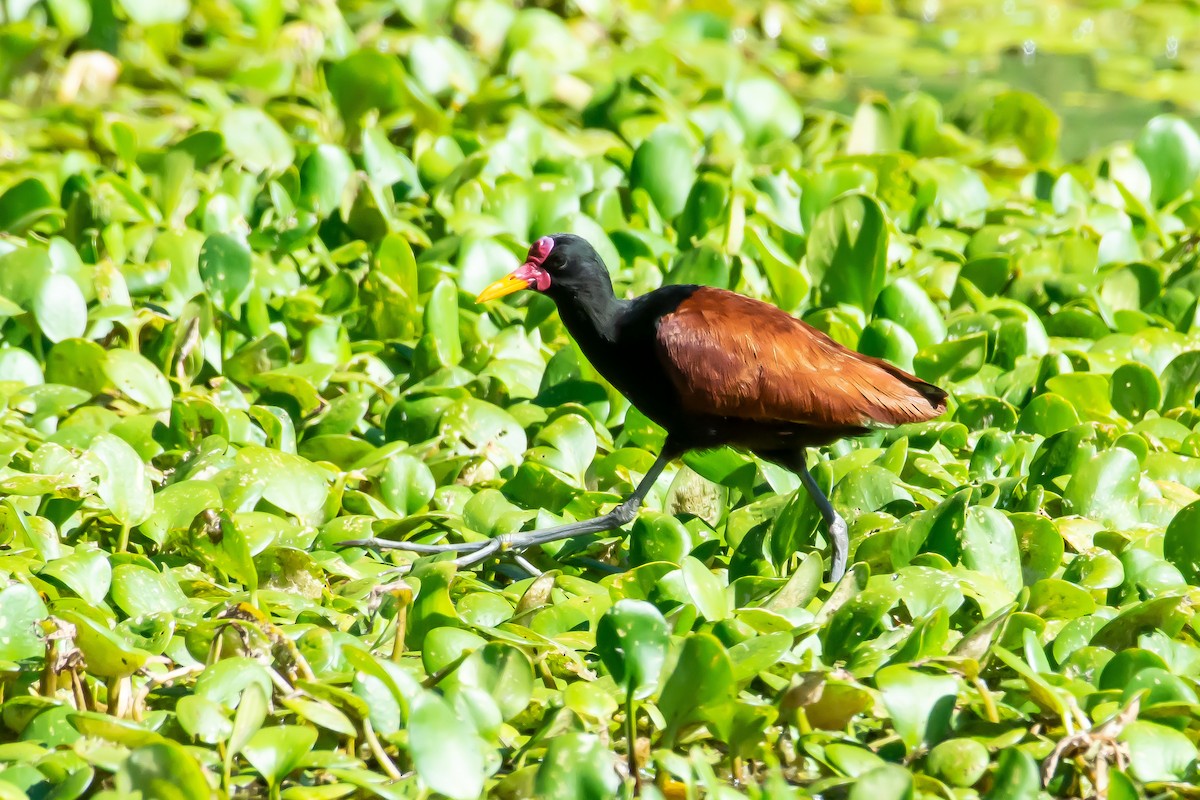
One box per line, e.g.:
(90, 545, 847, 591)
(960, 506, 1022, 595)
(452, 642, 535, 721)
(629, 511, 692, 565)
(658, 633, 737, 746)
(408, 693, 486, 800)
(58, 611, 152, 678)
(1110, 362, 1161, 421)
(0, 177, 58, 233)
(534, 733, 620, 800)
(299, 145, 355, 217)
(378, 454, 436, 516)
(681, 556, 730, 621)
(39, 548, 112, 606)
(913, 333, 987, 384)
(809, 194, 888, 312)
(91, 433, 155, 527)
(875, 666, 957, 752)
(220, 107, 295, 174)
(33, 273, 87, 342)
(925, 739, 989, 788)
(1163, 499, 1200, 584)
(327, 51, 408, 126)
(594, 599, 669, 700)
(1120, 720, 1197, 782)
(1062, 449, 1141, 529)
(198, 232, 252, 311)
(983, 90, 1060, 162)
(241, 725, 318, 790)
(114, 743, 211, 800)
(234, 446, 330, 524)
(731, 76, 803, 146)
(848, 765, 913, 800)
(983, 747, 1040, 800)
(0, 583, 48, 662)
(1160, 350, 1200, 410)
(874, 278, 946, 348)
(105, 349, 173, 410)
(630, 126, 695, 220)
(1134, 114, 1200, 207)
(175, 696, 233, 745)
(110, 564, 188, 617)
(225, 680, 269, 775)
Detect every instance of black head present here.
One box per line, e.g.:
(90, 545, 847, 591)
(475, 233, 616, 307)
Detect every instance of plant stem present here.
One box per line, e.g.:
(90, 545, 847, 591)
(626, 693, 641, 797)
(390, 600, 408, 662)
(116, 523, 130, 553)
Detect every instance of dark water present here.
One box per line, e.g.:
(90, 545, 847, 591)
(827, 49, 1200, 160)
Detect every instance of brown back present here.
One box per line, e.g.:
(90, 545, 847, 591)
(654, 287, 947, 428)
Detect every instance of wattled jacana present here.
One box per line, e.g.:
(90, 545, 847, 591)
(368, 234, 947, 582)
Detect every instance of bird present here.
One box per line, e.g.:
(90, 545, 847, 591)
(365, 233, 947, 582)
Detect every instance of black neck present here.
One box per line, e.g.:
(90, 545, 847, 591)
(553, 282, 627, 343)
(546, 256, 627, 342)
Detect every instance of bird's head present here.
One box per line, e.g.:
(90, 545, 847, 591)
(475, 234, 613, 306)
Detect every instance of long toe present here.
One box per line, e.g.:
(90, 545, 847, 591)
(829, 514, 849, 583)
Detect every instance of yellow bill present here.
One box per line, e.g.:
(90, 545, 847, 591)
(475, 273, 530, 303)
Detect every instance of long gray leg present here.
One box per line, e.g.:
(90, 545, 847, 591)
(342, 447, 678, 568)
(794, 457, 849, 582)
(767, 450, 848, 583)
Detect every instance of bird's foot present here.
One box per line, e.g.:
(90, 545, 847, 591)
(340, 505, 633, 571)
(828, 513, 849, 584)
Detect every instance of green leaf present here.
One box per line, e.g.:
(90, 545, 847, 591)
(105, 350, 173, 410)
(220, 107, 296, 173)
(809, 194, 888, 312)
(241, 725, 317, 789)
(1062, 449, 1141, 529)
(451, 643, 534, 721)
(1121, 720, 1197, 782)
(983, 90, 1060, 162)
(175, 696, 233, 745)
(630, 126, 696, 220)
(110, 565, 187, 617)
(658, 633, 736, 746)
(875, 665, 958, 753)
(198, 234, 252, 310)
(225, 680, 269, 777)
(115, 743, 211, 800)
(1134, 114, 1200, 206)
(913, 333, 987, 384)
(848, 765, 913, 800)
(408, 693, 486, 800)
(91, 432, 154, 527)
(327, 51, 407, 126)
(0, 583, 48, 662)
(533, 733, 620, 800)
(681, 556, 730, 621)
(1111, 362, 1161, 420)
(58, 611, 151, 679)
(731, 76, 802, 147)
(1160, 351, 1200, 410)
(0, 178, 58, 233)
(33, 274, 87, 342)
(1164, 499, 1200, 584)
(40, 549, 112, 606)
(926, 738, 989, 788)
(594, 599, 669, 700)
(983, 748, 1040, 800)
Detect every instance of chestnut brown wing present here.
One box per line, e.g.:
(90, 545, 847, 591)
(654, 287, 947, 427)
